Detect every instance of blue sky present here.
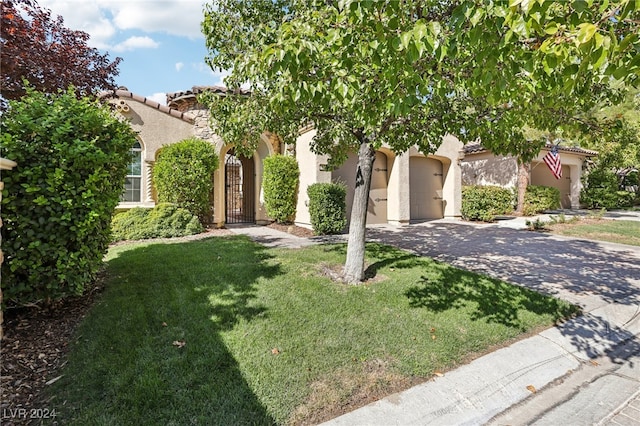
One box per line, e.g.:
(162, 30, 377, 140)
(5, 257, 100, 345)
(39, 0, 227, 104)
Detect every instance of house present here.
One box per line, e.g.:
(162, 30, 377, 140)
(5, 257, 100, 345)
(102, 86, 464, 228)
(461, 142, 598, 209)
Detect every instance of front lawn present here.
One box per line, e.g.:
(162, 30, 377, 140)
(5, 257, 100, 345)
(47, 236, 578, 425)
(549, 219, 640, 246)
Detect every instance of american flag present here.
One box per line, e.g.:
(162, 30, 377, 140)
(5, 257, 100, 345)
(543, 145, 562, 180)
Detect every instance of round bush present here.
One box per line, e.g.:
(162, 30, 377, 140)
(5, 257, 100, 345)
(307, 183, 347, 235)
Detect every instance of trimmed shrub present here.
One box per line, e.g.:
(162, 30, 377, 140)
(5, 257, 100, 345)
(0, 87, 135, 305)
(263, 155, 300, 223)
(111, 204, 203, 241)
(523, 185, 560, 215)
(307, 183, 347, 235)
(461, 185, 514, 222)
(153, 138, 218, 223)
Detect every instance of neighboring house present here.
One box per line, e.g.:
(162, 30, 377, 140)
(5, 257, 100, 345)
(102, 86, 464, 228)
(461, 142, 598, 209)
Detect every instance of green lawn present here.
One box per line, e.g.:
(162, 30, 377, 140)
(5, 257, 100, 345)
(549, 219, 640, 246)
(47, 236, 579, 425)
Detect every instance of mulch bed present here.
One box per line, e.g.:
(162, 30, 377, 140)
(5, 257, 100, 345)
(266, 222, 315, 238)
(0, 224, 313, 424)
(1, 282, 104, 425)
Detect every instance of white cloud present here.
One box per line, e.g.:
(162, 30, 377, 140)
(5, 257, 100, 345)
(147, 92, 167, 105)
(175, 62, 185, 72)
(112, 2, 206, 39)
(39, 0, 116, 49)
(112, 36, 160, 52)
(39, 0, 206, 49)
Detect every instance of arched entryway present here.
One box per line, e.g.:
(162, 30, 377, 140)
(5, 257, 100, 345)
(225, 148, 255, 224)
(531, 163, 572, 208)
(410, 156, 444, 220)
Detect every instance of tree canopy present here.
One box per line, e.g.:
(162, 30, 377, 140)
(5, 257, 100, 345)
(202, 0, 640, 282)
(1, 0, 121, 108)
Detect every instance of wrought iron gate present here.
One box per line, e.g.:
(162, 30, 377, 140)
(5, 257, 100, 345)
(225, 149, 255, 224)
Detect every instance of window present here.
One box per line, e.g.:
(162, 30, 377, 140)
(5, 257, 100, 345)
(121, 141, 142, 202)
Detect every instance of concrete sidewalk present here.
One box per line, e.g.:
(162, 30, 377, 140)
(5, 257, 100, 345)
(230, 215, 640, 426)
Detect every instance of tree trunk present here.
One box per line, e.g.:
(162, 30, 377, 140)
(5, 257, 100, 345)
(343, 141, 376, 284)
(515, 160, 530, 214)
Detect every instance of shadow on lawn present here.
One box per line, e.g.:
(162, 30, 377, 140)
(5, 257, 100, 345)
(54, 236, 280, 425)
(368, 221, 640, 365)
(405, 273, 580, 330)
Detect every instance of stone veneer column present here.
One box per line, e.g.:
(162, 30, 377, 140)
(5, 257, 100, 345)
(0, 157, 17, 340)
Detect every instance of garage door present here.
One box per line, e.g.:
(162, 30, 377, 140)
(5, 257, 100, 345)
(410, 157, 443, 220)
(332, 151, 388, 224)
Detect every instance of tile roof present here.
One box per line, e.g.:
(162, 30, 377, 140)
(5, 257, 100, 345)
(463, 142, 598, 156)
(166, 85, 250, 104)
(99, 88, 195, 124)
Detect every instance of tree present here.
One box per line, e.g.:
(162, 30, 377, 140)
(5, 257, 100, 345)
(1, 0, 121, 108)
(202, 0, 640, 283)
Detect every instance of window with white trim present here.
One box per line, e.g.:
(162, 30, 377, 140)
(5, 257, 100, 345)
(121, 141, 142, 202)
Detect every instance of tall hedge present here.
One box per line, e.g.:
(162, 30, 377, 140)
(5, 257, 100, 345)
(307, 182, 347, 235)
(0, 87, 135, 305)
(461, 185, 514, 222)
(263, 155, 300, 223)
(153, 138, 218, 223)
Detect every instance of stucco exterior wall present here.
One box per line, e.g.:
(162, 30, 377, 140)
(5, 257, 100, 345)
(433, 135, 464, 219)
(461, 152, 518, 188)
(111, 88, 471, 228)
(462, 148, 592, 209)
(113, 98, 195, 209)
(531, 150, 586, 209)
(294, 130, 463, 227)
(294, 129, 332, 227)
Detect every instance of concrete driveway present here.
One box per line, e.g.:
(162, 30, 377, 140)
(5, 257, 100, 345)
(366, 219, 640, 314)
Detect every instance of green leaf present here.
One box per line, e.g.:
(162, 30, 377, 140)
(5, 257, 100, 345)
(576, 23, 597, 45)
(572, 0, 588, 13)
(544, 23, 559, 35)
(509, 15, 528, 37)
(400, 31, 412, 50)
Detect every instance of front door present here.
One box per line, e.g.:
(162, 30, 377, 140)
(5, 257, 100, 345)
(225, 149, 255, 224)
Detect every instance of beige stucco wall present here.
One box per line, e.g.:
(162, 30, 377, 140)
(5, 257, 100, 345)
(294, 129, 332, 227)
(113, 98, 195, 209)
(532, 150, 586, 209)
(461, 152, 519, 188)
(432, 134, 464, 219)
(293, 130, 464, 227)
(462, 149, 590, 209)
(114, 92, 469, 227)
(113, 96, 281, 226)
